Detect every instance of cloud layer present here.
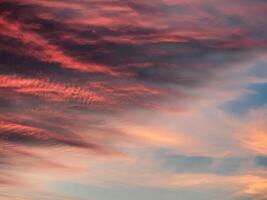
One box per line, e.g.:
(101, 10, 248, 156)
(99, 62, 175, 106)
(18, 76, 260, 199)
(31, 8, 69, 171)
(1, 0, 267, 199)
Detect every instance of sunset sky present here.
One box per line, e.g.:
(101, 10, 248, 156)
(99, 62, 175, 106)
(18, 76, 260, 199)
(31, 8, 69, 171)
(0, 0, 267, 199)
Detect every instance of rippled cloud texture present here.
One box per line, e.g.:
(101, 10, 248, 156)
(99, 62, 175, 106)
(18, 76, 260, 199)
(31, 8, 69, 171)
(0, 0, 267, 199)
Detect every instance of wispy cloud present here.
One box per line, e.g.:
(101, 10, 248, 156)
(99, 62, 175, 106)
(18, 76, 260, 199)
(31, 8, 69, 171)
(1, 0, 267, 199)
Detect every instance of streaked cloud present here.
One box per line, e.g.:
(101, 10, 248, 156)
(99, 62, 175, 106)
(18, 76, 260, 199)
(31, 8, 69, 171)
(0, 0, 267, 199)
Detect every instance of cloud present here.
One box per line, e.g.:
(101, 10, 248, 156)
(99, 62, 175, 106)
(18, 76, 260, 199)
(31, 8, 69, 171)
(0, 0, 267, 199)
(237, 106, 267, 155)
(158, 153, 257, 175)
(255, 156, 267, 168)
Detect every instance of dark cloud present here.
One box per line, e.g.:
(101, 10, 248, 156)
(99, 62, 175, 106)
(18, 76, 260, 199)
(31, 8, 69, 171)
(255, 156, 267, 168)
(158, 152, 255, 175)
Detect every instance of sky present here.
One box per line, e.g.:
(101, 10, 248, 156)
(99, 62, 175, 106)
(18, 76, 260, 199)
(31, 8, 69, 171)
(0, 0, 267, 199)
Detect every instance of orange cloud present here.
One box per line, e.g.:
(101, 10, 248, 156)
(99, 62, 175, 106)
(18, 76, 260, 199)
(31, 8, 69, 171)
(237, 108, 267, 155)
(0, 74, 107, 106)
(241, 128, 267, 155)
